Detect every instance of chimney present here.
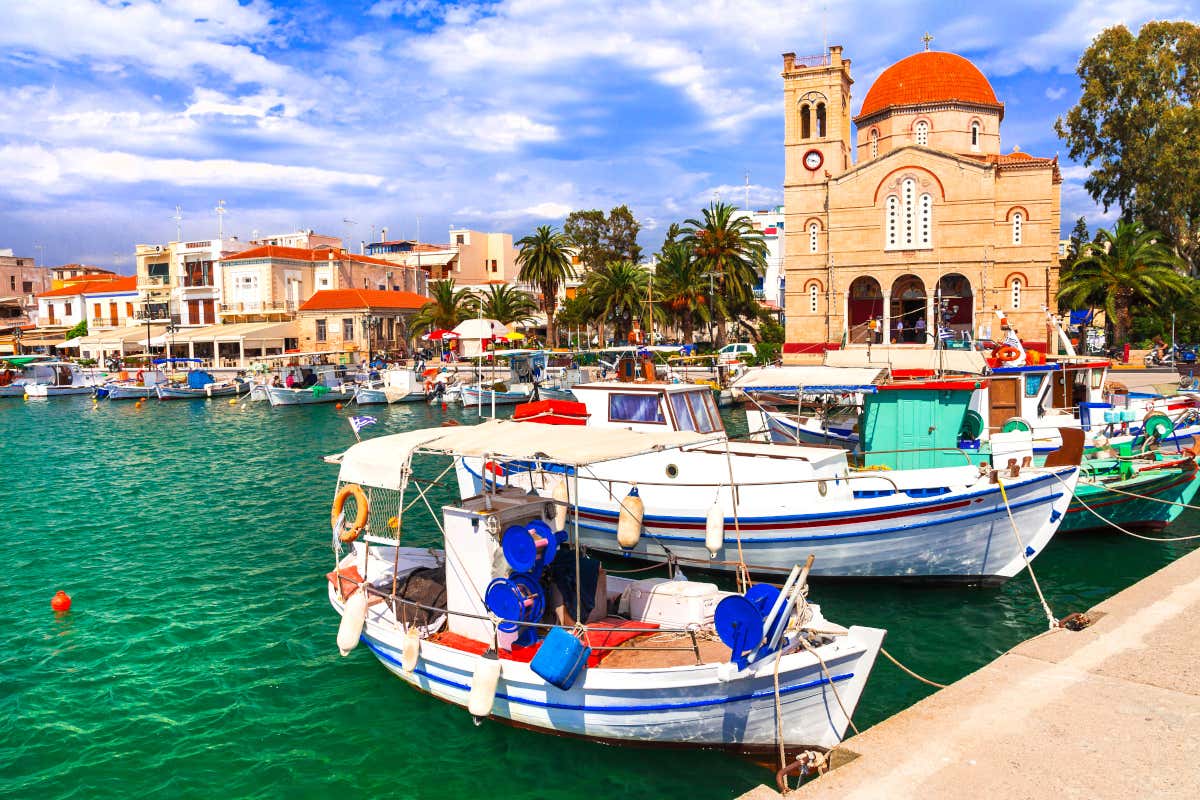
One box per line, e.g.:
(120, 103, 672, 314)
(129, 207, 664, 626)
(782, 52, 796, 73)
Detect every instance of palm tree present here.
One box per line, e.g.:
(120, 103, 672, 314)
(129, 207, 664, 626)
(653, 242, 710, 344)
(679, 202, 768, 347)
(584, 261, 650, 344)
(410, 279, 477, 335)
(516, 225, 575, 346)
(1058, 220, 1189, 345)
(475, 283, 538, 326)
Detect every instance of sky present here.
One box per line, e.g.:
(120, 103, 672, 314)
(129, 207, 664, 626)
(0, 0, 1195, 272)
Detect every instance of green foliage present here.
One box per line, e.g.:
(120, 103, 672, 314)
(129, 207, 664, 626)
(1057, 220, 1190, 344)
(653, 242, 711, 344)
(1055, 21, 1200, 273)
(515, 224, 574, 344)
(583, 261, 650, 343)
(678, 202, 767, 347)
(410, 279, 478, 335)
(1069, 217, 1090, 260)
(564, 206, 643, 271)
(474, 284, 538, 326)
(65, 320, 87, 340)
(752, 342, 781, 365)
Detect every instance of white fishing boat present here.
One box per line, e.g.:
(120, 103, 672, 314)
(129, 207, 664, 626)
(265, 383, 355, 406)
(325, 423, 886, 753)
(155, 363, 249, 400)
(96, 368, 167, 400)
(459, 377, 1083, 584)
(0, 356, 48, 397)
(460, 382, 534, 406)
(353, 368, 425, 405)
(21, 361, 95, 397)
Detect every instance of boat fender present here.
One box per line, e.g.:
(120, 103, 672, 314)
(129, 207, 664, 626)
(551, 477, 569, 531)
(337, 589, 368, 656)
(467, 648, 502, 719)
(617, 485, 644, 550)
(401, 627, 421, 673)
(331, 483, 370, 543)
(705, 501, 724, 558)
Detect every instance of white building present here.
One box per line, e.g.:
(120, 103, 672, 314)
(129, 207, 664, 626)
(135, 237, 253, 327)
(747, 206, 786, 313)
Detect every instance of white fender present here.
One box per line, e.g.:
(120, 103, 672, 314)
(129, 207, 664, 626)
(467, 649, 502, 718)
(551, 477, 569, 531)
(337, 589, 368, 656)
(401, 626, 421, 673)
(617, 485, 644, 550)
(705, 501, 724, 558)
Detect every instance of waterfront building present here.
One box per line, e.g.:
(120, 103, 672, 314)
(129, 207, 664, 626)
(134, 238, 252, 328)
(248, 229, 342, 250)
(748, 206, 786, 314)
(364, 239, 457, 284)
(81, 276, 139, 331)
(365, 228, 519, 286)
(296, 288, 429, 357)
(50, 264, 118, 290)
(781, 45, 1062, 356)
(0, 249, 51, 336)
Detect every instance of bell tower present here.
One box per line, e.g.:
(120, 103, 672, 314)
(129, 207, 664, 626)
(783, 46, 853, 184)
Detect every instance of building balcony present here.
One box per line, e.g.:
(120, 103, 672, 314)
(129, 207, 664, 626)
(138, 275, 169, 289)
(219, 301, 297, 316)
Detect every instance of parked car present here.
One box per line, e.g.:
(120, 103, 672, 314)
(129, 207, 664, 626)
(717, 342, 756, 364)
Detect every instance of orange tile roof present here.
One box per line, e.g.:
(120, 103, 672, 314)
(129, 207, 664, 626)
(221, 245, 401, 268)
(858, 51, 1002, 120)
(298, 289, 430, 312)
(38, 276, 137, 298)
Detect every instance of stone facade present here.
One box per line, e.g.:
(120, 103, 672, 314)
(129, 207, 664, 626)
(781, 46, 1062, 355)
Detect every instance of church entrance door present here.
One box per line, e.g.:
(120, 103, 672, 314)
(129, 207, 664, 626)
(890, 274, 927, 344)
(937, 274, 974, 340)
(848, 276, 884, 343)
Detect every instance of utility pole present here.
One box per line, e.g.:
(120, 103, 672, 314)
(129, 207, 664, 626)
(215, 200, 226, 240)
(173, 206, 183, 242)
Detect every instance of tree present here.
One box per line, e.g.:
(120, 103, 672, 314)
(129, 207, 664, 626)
(515, 224, 574, 346)
(1057, 220, 1190, 345)
(584, 261, 650, 344)
(65, 320, 87, 341)
(1068, 217, 1090, 260)
(474, 283, 538, 326)
(410, 279, 477, 335)
(1055, 21, 1200, 273)
(678, 201, 768, 346)
(564, 205, 643, 271)
(653, 242, 710, 344)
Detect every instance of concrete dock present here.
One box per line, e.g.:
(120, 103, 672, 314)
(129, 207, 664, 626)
(741, 546, 1200, 799)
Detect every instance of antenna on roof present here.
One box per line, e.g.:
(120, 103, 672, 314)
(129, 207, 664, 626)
(172, 205, 183, 242)
(215, 200, 227, 240)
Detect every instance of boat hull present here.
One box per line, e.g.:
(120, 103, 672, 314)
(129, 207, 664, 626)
(265, 385, 354, 406)
(1061, 461, 1200, 532)
(23, 384, 94, 397)
(102, 383, 156, 400)
(354, 387, 425, 404)
(156, 383, 247, 400)
(460, 386, 532, 406)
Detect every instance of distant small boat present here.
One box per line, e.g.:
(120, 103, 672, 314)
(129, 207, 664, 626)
(155, 365, 248, 400)
(21, 361, 95, 397)
(353, 368, 425, 405)
(265, 384, 355, 406)
(460, 382, 533, 406)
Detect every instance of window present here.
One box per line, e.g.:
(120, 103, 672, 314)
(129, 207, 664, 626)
(809, 284, 819, 313)
(22, 281, 32, 293)
(316, 319, 327, 342)
(870, 130, 879, 159)
(809, 222, 819, 253)
(363, 277, 369, 288)
(670, 393, 696, 432)
(319, 277, 330, 288)
(65, 301, 72, 316)
(971, 121, 980, 150)
(815, 103, 826, 137)
(885, 178, 933, 250)
(609, 393, 666, 424)
(456, 234, 465, 245)
(1011, 278, 1022, 310)
(686, 391, 717, 433)
(915, 120, 929, 146)
(126, 303, 133, 317)
(1012, 212, 1023, 245)
(8, 276, 13, 290)
(343, 318, 355, 340)
(1024, 374, 1045, 397)
(490, 259, 498, 273)
(800, 104, 811, 139)
(93, 303, 101, 319)
(148, 262, 169, 280)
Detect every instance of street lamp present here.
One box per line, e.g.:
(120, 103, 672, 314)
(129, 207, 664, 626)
(13, 327, 21, 356)
(166, 323, 179, 358)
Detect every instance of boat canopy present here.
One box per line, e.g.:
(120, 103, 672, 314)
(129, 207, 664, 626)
(336, 419, 721, 490)
(733, 366, 887, 394)
(1, 355, 51, 366)
(824, 348, 988, 375)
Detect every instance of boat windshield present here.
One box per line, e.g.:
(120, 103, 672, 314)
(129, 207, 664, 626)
(608, 392, 666, 424)
(669, 390, 722, 434)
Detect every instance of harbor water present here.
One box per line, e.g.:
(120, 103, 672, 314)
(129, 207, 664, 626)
(3, 396, 1198, 799)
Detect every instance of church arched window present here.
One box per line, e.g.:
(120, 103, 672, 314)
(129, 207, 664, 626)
(800, 104, 811, 139)
(870, 129, 879, 159)
(1011, 278, 1022, 310)
(1012, 211, 1023, 245)
(809, 222, 819, 253)
(971, 121, 980, 151)
(885, 178, 933, 250)
(816, 103, 827, 137)
(915, 120, 929, 146)
(809, 283, 819, 313)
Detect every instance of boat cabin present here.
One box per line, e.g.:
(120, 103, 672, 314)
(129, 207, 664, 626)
(976, 360, 1109, 434)
(860, 379, 987, 470)
(570, 381, 724, 434)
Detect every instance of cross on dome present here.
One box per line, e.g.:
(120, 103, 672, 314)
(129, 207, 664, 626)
(922, 32, 934, 51)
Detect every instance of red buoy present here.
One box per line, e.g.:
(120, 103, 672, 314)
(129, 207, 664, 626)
(51, 591, 71, 612)
(335, 402, 343, 409)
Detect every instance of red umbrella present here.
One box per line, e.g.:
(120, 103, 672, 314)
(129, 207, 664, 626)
(422, 329, 460, 341)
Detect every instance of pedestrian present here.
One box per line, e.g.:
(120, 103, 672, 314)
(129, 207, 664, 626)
(915, 316, 927, 342)
(894, 318, 904, 343)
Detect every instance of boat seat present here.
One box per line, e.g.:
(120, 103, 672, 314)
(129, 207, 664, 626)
(433, 617, 659, 666)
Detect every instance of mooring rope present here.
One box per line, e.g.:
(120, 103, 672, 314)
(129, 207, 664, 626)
(995, 475, 1058, 630)
(879, 646, 948, 689)
(1051, 472, 1200, 543)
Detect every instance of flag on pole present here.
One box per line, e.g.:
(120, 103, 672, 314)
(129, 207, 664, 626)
(349, 415, 377, 440)
(1003, 329, 1023, 349)
(938, 327, 954, 341)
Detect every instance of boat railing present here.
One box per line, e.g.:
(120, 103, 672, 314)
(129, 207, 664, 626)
(551, 467, 903, 494)
(845, 447, 977, 468)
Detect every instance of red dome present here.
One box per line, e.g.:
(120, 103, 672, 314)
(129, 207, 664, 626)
(857, 51, 1002, 120)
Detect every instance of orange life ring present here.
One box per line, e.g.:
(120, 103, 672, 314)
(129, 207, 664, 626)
(994, 346, 1021, 363)
(331, 483, 370, 543)
(423, 378, 435, 393)
(136, 370, 145, 385)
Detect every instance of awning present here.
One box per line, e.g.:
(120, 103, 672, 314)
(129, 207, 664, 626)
(335, 419, 720, 490)
(733, 366, 887, 393)
(823, 348, 989, 375)
(170, 321, 299, 344)
(63, 326, 167, 350)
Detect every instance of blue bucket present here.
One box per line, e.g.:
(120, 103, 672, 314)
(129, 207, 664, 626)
(530, 627, 591, 690)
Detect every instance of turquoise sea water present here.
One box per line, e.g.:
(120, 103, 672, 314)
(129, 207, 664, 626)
(2, 396, 1198, 799)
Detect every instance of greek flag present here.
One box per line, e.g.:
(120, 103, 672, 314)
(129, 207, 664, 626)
(349, 415, 377, 435)
(938, 326, 954, 341)
(1003, 330, 1023, 349)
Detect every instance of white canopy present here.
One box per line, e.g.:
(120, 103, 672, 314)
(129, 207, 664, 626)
(733, 365, 887, 393)
(63, 326, 167, 350)
(453, 318, 509, 340)
(823, 347, 988, 375)
(170, 321, 299, 344)
(336, 419, 719, 490)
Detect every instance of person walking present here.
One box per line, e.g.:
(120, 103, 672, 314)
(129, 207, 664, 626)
(894, 318, 904, 344)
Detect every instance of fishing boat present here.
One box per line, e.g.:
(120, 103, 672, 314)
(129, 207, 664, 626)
(325, 422, 886, 752)
(155, 361, 249, 400)
(21, 361, 95, 397)
(464, 376, 1083, 584)
(460, 382, 534, 406)
(1060, 447, 1200, 533)
(353, 368, 425, 405)
(0, 356, 49, 397)
(96, 367, 167, 400)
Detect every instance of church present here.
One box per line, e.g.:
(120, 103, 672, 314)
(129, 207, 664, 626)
(779, 44, 1062, 357)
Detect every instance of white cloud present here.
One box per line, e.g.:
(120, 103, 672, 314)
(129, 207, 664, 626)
(1045, 86, 1067, 101)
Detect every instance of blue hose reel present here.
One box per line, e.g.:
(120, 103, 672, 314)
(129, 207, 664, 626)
(484, 520, 561, 647)
(714, 583, 786, 670)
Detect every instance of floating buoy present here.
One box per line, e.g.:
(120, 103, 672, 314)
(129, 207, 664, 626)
(467, 648, 501, 718)
(22, 394, 28, 401)
(228, 398, 236, 405)
(617, 485, 644, 550)
(335, 402, 343, 409)
(705, 501, 724, 558)
(51, 590, 71, 612)
(336, 589, 368, 656)
(401, 627, 420, 673)
(551, 477, 569, 531)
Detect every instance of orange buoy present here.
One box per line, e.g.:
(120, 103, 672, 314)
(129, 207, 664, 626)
(336, 403, 343, 409)
(51, 591, 71, 612)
